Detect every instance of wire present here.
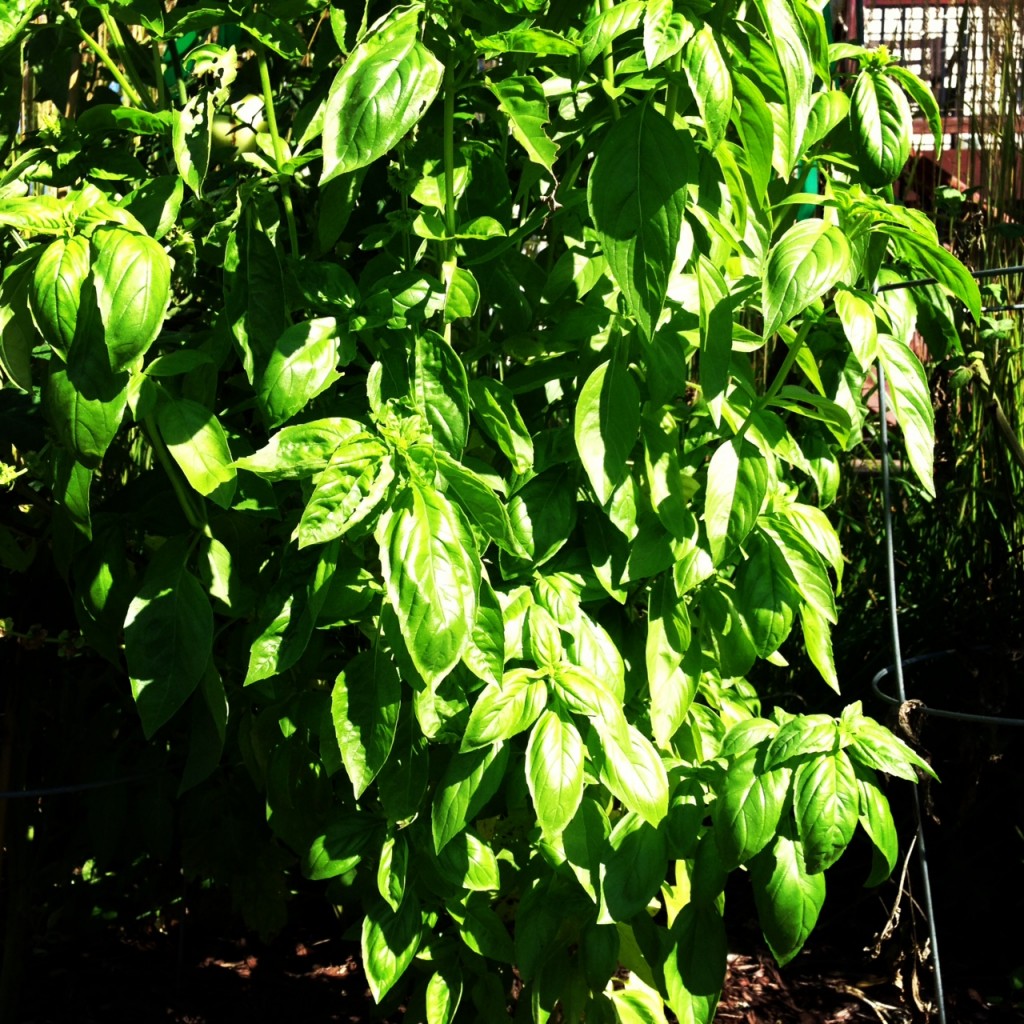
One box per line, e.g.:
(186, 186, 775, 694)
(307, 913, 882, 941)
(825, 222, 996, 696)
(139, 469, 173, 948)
(872, 650, 1024, 727)
(877, 361, 949, 1024)
(876, 262, 1024, 294)
(0, 775, 152, 800)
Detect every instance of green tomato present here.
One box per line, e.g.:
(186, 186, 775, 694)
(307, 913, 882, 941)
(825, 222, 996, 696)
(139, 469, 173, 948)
(211, 94, 268, 154)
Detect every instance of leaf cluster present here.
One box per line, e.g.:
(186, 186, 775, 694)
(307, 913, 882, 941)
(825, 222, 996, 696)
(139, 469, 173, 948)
(0, 0, 971, 1019)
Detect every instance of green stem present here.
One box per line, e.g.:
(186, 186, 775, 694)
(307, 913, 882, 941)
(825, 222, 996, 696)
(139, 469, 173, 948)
(151, 38, 167, 111)
(143, 416, 209, 534)
(98, 7, 154, 110)
(736, 320, 814, 442)
(665, 50, 682, 124)
(600, 0, 621, 120)
(73, 20, 145, 109)
(442, 62, 457, 252)
(442, 61, 458, 345)
(256, 44, 300, 257)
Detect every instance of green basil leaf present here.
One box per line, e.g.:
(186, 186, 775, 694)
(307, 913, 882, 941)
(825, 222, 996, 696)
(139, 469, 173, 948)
(411, 330, 470, 456)
(575, 357, 641, 508)
(443, 264, 480, 321)
(593, 720, 669, 827)
(800, 604, 839, 692)
(257, 317, 346, 428)
(684, 23, 732, 149)
(322, 9, 443, 183)
(647, 576, 696, 749)
(843, 710, 937, 781)
(475, 27, 578, 57)
(461, 577, 505, 686)
(588, 103, 696, 340)
(760, 515, 837, 624)
(732, 530, 798, 658)
(377, 833, 408, 912)
(579, 0, 644, 69)
(0, 253, 40, 390)
(172, 91, 214, 196)
(762, 220, 851, 338)
(644, 0, 694, 68)
(45, 297, 128, 468)
(431, 742, 509, 853)
(447, 897, 515, 963)
(486, 75, 558, 173)
(235, 418, 368, 481)
(362, 895, 423, 1001)
(303, 815, 380, 880)
(0, 195, 65, 234)
(695, 256, 733, 421)
(245, 542, 338, 685)
(432, 449, 520, 554)
(90, 227, 171, 371)
(426, 966, 463, 1024)
(122, 175, 184, 241)
(712, 749, 791, 869)
(0, 0, 46, 54)
(884, 223, 981, 322)
(793, 750, 859, 873)
(850, 68, 911, 188)
(877, 332, 935, 497)
(462, 672, 547, 751)
(764, 713, 838, 768)
(124, 539, 213, 738)
(563, 797, 612, 904)
(704, 438, 768, 565)
(750, 829, 826, 966)
(731, 74, 776, 202)
(602, 813, 668, 921)
(507, 466, 577, 567)
(747, 0, 813, 177)
(224, 202, 289, 383)
(332, 647, 401, 798)
(853, 762, 898, 884)
(30, 235, 91, 357)
(835, 287, 879, 371)
(468, 377, 534, 474)
(610, 987, 669, 1024)
(526, 708, 585, 836)
(553, 664, 627, 734)
(437, 830, 501, 892)
(378, 481, 480, 688)
(664, 902, 726, 1024)
(885, 65, 942, 152)
(156, 398, 237, 509)
(298, 440, 393, 548)
(52, 449, 92, 539)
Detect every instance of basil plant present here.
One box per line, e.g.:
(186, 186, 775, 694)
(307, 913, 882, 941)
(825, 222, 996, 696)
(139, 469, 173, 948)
(0, 0, 967, 1020)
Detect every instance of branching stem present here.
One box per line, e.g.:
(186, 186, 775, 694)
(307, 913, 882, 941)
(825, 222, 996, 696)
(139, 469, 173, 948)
(72, 20, 145, 110)
(257, 43, 300, 257)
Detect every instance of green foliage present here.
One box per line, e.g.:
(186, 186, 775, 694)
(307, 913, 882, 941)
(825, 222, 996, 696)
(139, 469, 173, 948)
(0, 0, 969, 1019)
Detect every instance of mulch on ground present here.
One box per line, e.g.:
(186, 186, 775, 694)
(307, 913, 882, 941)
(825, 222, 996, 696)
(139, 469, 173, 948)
(16, 919, 1023, 1024)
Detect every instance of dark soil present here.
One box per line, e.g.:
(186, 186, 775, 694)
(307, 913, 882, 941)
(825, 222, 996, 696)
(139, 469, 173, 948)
(15, 913, 1024, 1024)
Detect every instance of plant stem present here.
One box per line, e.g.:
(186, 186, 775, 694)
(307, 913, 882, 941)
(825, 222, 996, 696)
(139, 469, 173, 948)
(256, 43, 300, 257)
(143, 417, 209, 534)
(665, 51, 682, 123)
(600, 0, 621, 120)
(72, 20, 145, 109)
(151, 38, 167, 111)
(443, 62, 457, 253)
(442, 61, 458, 344)
(98, 6, 155, 109)
(736, 319, 814, 441)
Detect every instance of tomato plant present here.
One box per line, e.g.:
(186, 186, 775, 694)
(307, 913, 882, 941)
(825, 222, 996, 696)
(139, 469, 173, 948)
(0, 0, 975, 1020)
